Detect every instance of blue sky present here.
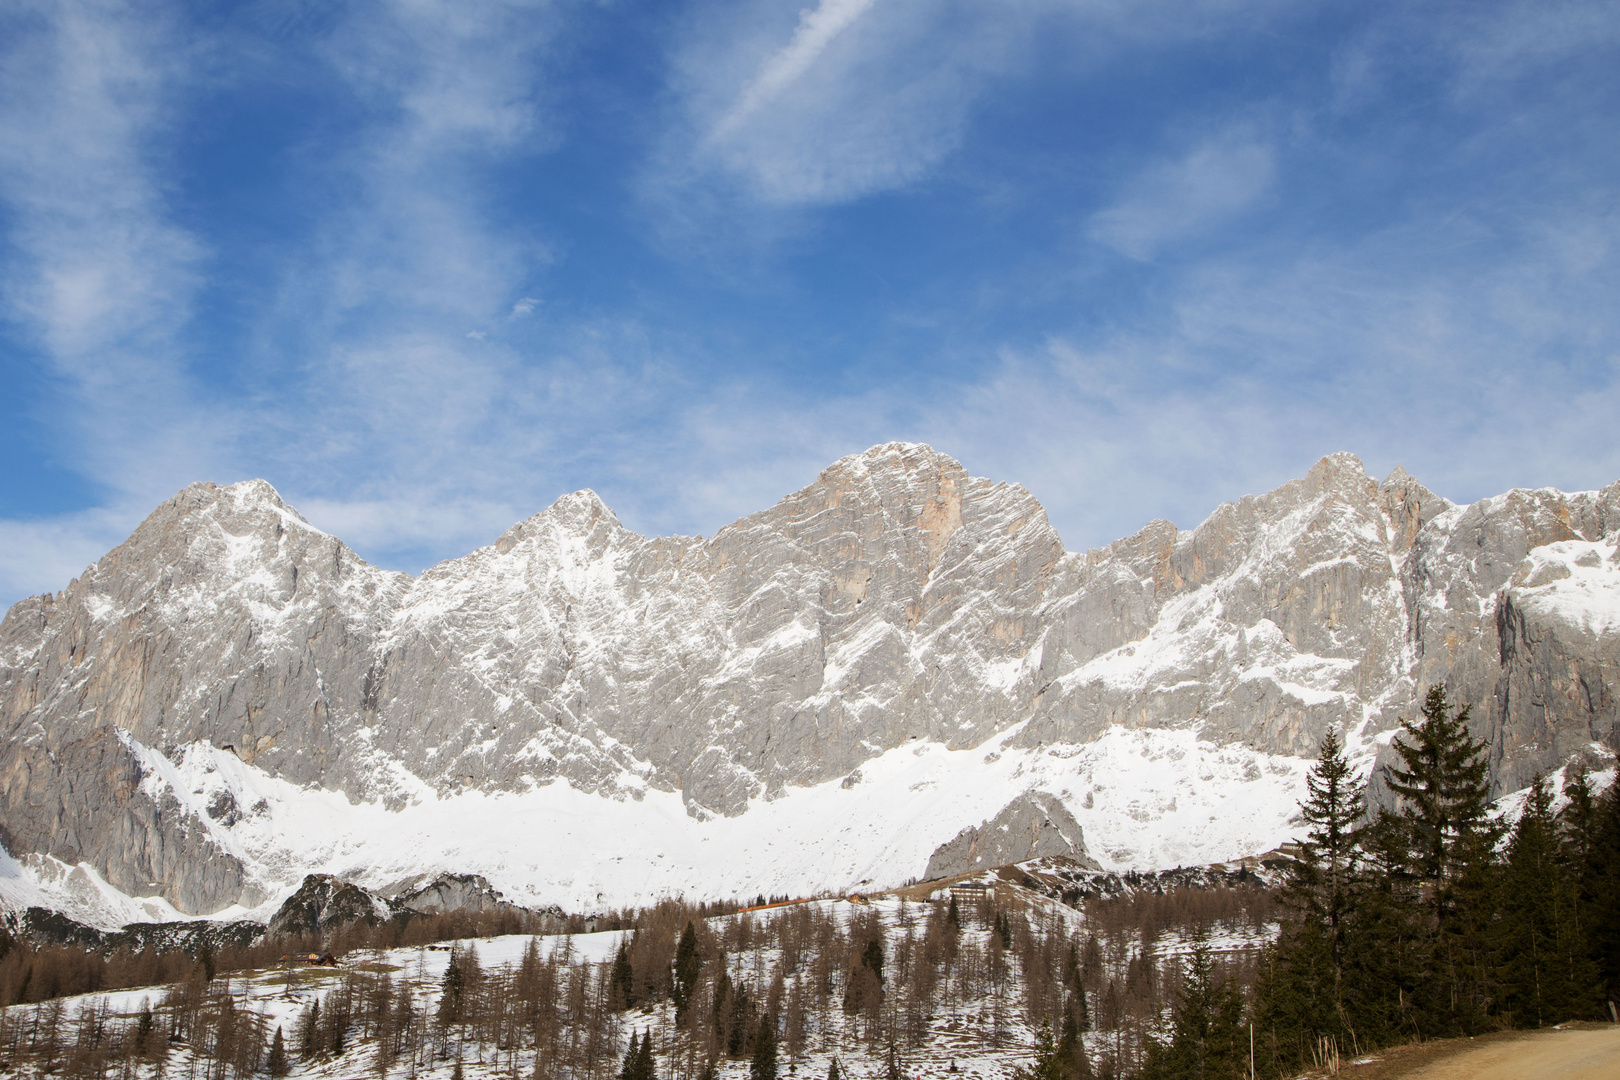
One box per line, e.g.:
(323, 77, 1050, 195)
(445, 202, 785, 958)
(1, 0, 1618, 606)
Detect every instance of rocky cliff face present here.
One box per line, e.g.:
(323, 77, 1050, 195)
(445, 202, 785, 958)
(1, 444, 1617, 916)
(924, 793, 1099, 879)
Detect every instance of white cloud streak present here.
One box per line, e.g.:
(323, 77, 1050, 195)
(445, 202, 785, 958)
(1087, 125, 1276, 261)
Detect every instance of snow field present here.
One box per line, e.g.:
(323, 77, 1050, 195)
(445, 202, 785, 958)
(0, 721, 1316, 931)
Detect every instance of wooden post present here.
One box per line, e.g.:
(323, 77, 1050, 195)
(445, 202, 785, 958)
(1249, 1022, 1255, 1080)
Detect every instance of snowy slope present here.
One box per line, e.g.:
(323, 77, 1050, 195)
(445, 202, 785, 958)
(2, 723, 1314, 927)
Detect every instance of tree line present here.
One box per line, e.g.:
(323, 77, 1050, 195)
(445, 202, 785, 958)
(1219, 686, 1619, 1079)
(0, 903, 607, 1011)
(0, 878, 1282, 1080)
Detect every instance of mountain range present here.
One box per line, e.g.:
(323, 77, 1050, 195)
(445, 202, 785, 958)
(1, 443, 1616, 926)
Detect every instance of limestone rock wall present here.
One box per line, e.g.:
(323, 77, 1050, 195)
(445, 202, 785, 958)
(2, 443, 1618, 914)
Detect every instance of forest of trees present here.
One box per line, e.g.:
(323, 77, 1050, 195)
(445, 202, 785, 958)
(0, 877, 1276, 1080)
(1238, 686, 1620, 1079)
(0, 685, 1614, 1080)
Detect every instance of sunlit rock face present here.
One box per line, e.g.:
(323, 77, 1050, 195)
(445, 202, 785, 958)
(2, 443, 1617, 914)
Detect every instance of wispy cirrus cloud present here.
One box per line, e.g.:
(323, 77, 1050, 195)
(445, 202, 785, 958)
(0, 0, 227, 501)
(1087, 124, 1277, 261)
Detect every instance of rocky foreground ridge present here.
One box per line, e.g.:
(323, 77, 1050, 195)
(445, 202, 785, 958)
(1, 443, 1617, 917)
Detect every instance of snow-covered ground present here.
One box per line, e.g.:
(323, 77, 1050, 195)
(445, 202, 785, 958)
(2, 723, 1316, 929)
(0, 892, 1276, 1080)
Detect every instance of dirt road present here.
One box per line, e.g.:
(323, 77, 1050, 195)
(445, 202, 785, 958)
(1359, 1024, 1620, 1080)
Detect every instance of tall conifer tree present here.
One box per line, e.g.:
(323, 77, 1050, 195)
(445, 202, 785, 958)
(1380, 685, 1501, 1034)
(1494, 776, 1599, 1026)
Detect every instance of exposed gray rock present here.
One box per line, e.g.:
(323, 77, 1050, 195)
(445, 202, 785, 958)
(926, 792, 1101, 879)
(2, 444, 1618, 915)
(267, 874, 396, 938)
(390, 872, 525, 916)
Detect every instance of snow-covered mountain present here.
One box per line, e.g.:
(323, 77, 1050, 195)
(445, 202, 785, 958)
(1, 443, 1617, 924)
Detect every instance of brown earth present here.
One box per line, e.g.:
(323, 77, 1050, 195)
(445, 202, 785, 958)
(1324, 1023, 1620, 1080)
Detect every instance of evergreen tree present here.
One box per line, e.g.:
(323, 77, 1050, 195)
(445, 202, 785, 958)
(674, 922, 703, 1018)
(827, 1057, 841, 1080)
(1252, 921, 1337, 1076)
(1570, 770, 1620, 1003)
(1140, 943, 1245, 1080)
(438, 948, 467, 1026)
(946, 895, 960, 930)
(638, 1027, 656, 1080)
(1380, 685, 1502, 1034)
(714, 968, 734, 1045)
(862, 938, 886, 984)
(1254, 728, 1369, 1071)
(1056, 1000, 1095, 1080)
(621, 1031, 642, 1080)
(267, 1025, 289, 1077)
(883, 1043, 902, 1080)
(1337, 810, 1424, 1048)
(1012, 1024, 1064, 1080)
(1289, 728, 1366, 977)
(1494, 776, 1598, 1025)
(728, 980, 755, 1056)
(299, 998, 321, 1059)
(749, 1014, 778, 1080)
(612, 939, 637, 1010)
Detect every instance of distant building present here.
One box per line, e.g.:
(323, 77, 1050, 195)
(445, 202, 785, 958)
(281, 952, 339, 967)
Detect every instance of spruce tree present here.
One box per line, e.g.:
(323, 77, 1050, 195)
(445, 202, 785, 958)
(1254, 727, 1368, 1070)
(612, 939, 637, 1010)
(674, 921, 702, 1019)
(728, 980, 754, 1056)
(1252, 919, 1336, 1076)
(827, 1057, 841, 1080)
(638, 1029, 656, 1080)
(1494, 776, 1599, 1026)
(1571, 770, 1620, 1004)
(1380, 685, 1502, 1034)
(714, 968, 734, 1045)
(621, 1031, 642, 1080)
(1291, 728, 1366, 973)
(300, 998, 321, 1059)
(1056, 1001, 1094, 1080)
(1140, 943, 1245, 1080)
(438, 949, 467, 1026)
(749, 1014, 777, 1080)
(267, 1025, 289, 1077)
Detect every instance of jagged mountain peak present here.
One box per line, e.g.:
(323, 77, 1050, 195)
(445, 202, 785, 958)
(823, 440, 967, 478)
(2, 447, 1617, 918)
(489, 488, 631, 557)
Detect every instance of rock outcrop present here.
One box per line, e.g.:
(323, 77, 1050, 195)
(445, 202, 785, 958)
(925, 792, 1100, 879)
(267, 874, 396, 938)
(389, 873, 540, 918)
(1, 443, 1617, 914)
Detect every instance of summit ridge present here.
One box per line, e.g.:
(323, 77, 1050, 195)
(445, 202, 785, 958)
(1, 445, 1616, 920)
